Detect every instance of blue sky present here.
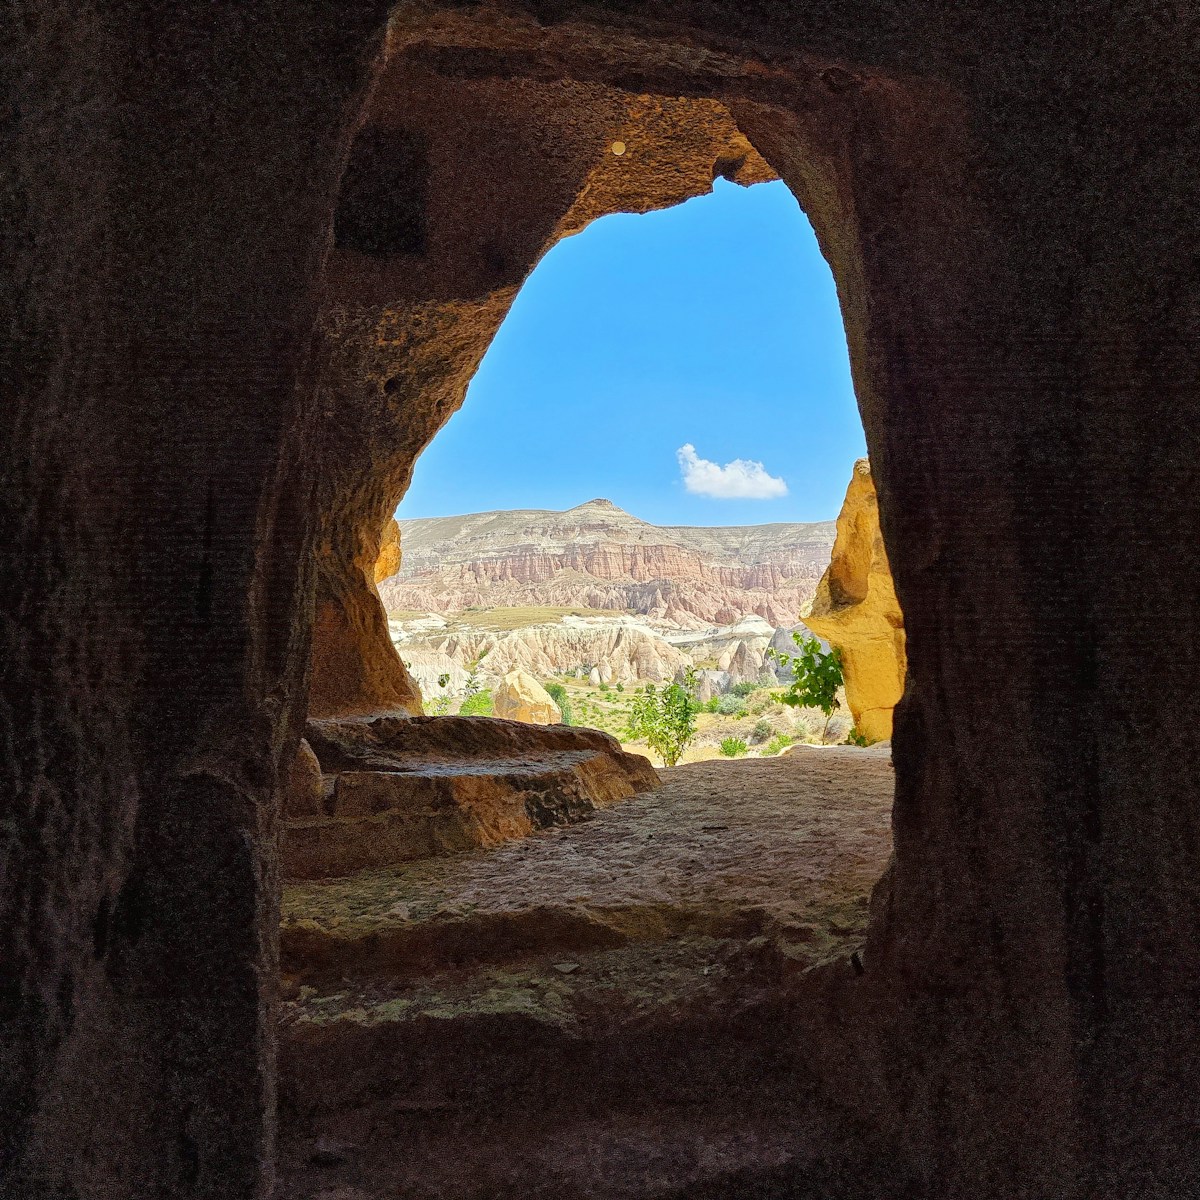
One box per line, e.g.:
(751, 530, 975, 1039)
(398, 178, 866, 527)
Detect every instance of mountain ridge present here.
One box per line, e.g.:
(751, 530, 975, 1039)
(379, 500, 836, 628)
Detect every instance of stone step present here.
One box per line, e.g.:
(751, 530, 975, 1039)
(281, 714, 659, 879)
(277, 954, 904, 1199)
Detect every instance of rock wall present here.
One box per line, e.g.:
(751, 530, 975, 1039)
(1, 5, 392, 1194)
(381, 499, 834, 626)
(804, 460, 905, 742)
(7, 4, 1200, 1198)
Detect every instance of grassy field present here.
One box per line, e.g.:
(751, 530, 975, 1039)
(388, 605, 627, 631)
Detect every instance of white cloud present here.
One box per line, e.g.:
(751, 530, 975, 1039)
(676, 443, 788, 500)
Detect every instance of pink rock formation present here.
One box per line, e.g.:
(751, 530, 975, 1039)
(379, 500, 835, 627)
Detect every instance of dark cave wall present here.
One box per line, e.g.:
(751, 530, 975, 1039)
(308, 17, 1200, 1189)
(738, 13, 1200, 1195)
(1, 3, 390, 1195)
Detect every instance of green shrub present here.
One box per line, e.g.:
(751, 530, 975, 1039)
(627, 670, 700, 767)
(458, 689, 493, 717)
(716, 694, 745, 716)
(703, 696, 720, 713)
(718, 737, 749, 758)
(730, 681, 757, 697)
(751, 719, 774, 743)
(765, 734, 794, 756)
(598, 681, 610, 692)
(615, 682, 625, 692)
(845, 726, 871, 747)
(544, 682, 573, 726)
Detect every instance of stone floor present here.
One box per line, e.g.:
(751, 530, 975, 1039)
(279, 748, 898, 1200)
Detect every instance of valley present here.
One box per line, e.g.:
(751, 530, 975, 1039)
(379, 500, 854, 759)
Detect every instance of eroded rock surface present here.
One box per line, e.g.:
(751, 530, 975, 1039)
(804, 461, 905, 743)
(279, 751, 897, 1198)
(282, 714, 658, 879)
(285, 739, 325, 820)
(399, 617, 694, 693)
(373, 517, 402, 584)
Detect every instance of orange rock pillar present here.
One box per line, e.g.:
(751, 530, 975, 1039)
(804, 460, 905, 743)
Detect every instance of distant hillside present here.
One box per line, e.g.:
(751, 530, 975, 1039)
(378, 499, 835, 627)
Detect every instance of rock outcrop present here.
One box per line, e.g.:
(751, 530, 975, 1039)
(380, 500, 834, 627)
(394, 610, 798, 700)
(494, 668, 561, 724)
(282, 714, 658, 879)
(285, 740, 324, 820)
(803, 461, 905, 743)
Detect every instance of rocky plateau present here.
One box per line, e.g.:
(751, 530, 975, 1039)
(379, 499, 835, 698)
(379, 499, 834, 628)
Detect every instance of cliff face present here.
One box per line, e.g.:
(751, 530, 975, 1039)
(379, 499, 835, 627)
(804, 461, 905, 742)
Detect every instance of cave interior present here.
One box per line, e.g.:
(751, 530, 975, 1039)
(4, 2, 1199, 1198)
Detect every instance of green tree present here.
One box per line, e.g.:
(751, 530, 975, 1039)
(458, 688, 493, 717)
(770, 633, 844, 743)
(626, 670, 699, 767)
(462, 649, 489, 697)
(544, 681, 573, 726)
(457, 651, 492, 716)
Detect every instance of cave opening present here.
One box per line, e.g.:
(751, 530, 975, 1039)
(384, 174, 875, 751)
(280, 95, 904, 1197)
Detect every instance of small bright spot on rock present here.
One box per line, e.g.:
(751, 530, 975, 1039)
(611, 141, 626, 156)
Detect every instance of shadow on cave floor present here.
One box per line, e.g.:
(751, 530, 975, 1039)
(279, 750, 896, 1199)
